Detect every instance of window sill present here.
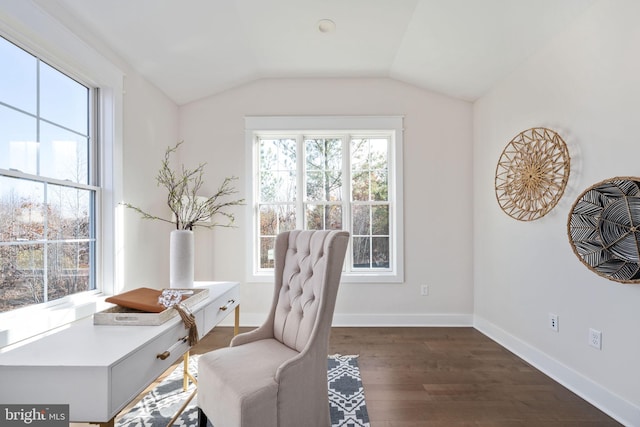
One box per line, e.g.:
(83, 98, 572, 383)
(0, 292, 112, 348)
(247, 271, 404, 284)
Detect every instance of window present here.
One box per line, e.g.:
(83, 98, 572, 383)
(0, 3, 122, 347)
(0, 36, 97, 313)
(246, 116, 404, 283)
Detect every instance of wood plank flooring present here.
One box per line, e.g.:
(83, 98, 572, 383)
(193, 326, 621, 427)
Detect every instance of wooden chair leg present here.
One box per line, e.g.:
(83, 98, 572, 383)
(197, 407, 208, 427)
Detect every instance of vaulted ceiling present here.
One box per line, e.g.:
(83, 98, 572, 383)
(43, 0, 596, 105)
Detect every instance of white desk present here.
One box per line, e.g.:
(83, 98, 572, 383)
(0, 281, 239, 425)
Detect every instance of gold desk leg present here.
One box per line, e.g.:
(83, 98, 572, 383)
(234, 304, 240, 336)
(171, 351, 198, 426)
(183, 351, 190, 392)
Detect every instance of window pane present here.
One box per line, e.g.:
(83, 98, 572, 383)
(372, 205, 389, 235)
(352, 137, 388, 202)
(306, 170, 343, 202)
(306, 204, 323, 230)
(306, 204, 342, 230)
(259, 204, 296, 235)
(259, 171, 277, 202)
(279, 205, 297, 232)
(47, 185, 91, 240)
(277, 139, 297, 170)
(305, 137, 341, 170)
(370, 138, 389, 165)
(0, 105, 38, 174)
(40, 121, 89, 183)
(372, 237, 389, 268)
(259, 205, 278, 235)
(0, 176, 44, 242)
(259, 138, 296, 170)
(40, 62, 88, 134)
(353, 236, 370, 269)
(352, 171, 369, 201)
(306, 171, 324, 201)
(306, 138, 342, 202)
(371, 169, 388, 201)
(326, 170, 343, 201)
(47, 241, 92, 300)
(327, 205, 343, 230)
(280, 171, 297, 202)
(352, 205, 370, 235)
(259, 138, 296, 203)
(0, 37, 37, 114)
(351, 138, 369, 170)
(260, 170, 296, 202)
(0, 243, 45, 313)
(259, 237, 276, 269)
(259, 139, 278, 170)
(305, 139, 323, 170)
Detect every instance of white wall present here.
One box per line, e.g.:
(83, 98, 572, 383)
(473, 0, 640, 424)
(120, 72, 179, 291)
(178, 78, 474, 326)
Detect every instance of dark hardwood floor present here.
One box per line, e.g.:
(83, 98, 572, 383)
(192, 326, 621, 427)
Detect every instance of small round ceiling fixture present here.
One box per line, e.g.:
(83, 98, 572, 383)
(318, 19, 336, 33)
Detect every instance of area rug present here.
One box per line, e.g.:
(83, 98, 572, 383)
(116, 354, 370, 427)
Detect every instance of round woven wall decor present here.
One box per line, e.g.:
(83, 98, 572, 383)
(495, 127, 570, 221)
(568, 177, 640, 284)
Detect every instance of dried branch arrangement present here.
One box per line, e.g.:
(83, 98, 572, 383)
(122, 141, 245, 230)
(568, 177, 640, 283)
(495, 127, 570, 221)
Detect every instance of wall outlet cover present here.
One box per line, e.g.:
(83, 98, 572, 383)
(548, 313, 559, 332)
(589, 328, 602, 349)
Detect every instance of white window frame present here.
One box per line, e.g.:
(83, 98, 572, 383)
(245, 116, 404, 283)
(0, 3, 123, 346)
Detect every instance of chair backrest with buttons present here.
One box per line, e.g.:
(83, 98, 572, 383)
(272, 230, 349, 352)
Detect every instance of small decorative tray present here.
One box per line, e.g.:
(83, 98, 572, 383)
(93, 288, 209, 326)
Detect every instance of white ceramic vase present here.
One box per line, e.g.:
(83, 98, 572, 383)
(169, 229, 194, 288)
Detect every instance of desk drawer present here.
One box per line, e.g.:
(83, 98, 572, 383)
(109, 310, 204, 416)
(202, 286, 240, 334)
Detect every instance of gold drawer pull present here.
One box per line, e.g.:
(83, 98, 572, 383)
(156, 336, 188, 360)
(219, 299, 236, 311)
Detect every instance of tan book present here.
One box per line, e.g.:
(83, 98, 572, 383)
(105, 287, 185, 313)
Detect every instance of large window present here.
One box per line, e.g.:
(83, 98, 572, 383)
(0, 36, 97, 313)
(246, 116, 404, 283)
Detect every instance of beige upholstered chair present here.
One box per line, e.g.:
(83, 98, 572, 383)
(197, 229, 349, 427)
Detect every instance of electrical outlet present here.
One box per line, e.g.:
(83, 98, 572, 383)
(589, 328, 602, 350)
(420, 285, 429, 296)
(548, 313, 559, 332)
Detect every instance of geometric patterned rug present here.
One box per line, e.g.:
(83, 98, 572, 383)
(327, 355, 371, 427)
(116, 354, 370, 427)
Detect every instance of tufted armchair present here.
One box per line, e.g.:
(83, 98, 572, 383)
(197, 229, 349, 427)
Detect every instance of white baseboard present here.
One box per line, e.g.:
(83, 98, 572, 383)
(226, 312, 474, 328)
(332, 313, 474, 326)
(474, 315, 640, 427)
